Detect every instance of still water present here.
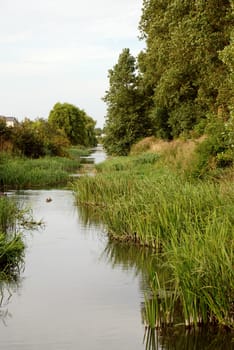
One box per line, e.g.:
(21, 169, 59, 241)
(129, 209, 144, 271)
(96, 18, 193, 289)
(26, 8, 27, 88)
(0, 148, 233, 349)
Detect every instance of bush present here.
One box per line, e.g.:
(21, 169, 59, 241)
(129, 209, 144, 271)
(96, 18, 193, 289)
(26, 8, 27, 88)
(194, 115, 234, 176)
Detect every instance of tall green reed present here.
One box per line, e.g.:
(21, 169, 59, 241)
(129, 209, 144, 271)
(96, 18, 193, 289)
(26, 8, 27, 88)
(0, 155, 80, 188)
(0, 196, 40, 277)
(73, 154, 234, 328)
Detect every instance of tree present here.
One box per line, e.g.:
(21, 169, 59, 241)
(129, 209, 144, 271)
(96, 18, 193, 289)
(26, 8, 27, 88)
(32, 118, 70, 156)
(48, 102, 96, 146)
(12, 119, 45, 158)
(138, 0, 233, 138)
(84, 115, 97, 147)
(103, 48, 155, 155)
(0, 119, 13, 151)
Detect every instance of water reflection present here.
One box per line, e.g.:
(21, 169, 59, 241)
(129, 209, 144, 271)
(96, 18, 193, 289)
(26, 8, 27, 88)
(143, 326, 234, 350)
(0, 271, 23, 326)
(76, 201, 104, 227)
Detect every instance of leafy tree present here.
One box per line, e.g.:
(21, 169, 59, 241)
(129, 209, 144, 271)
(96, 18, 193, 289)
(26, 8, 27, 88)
(103, 48, 155, 155)
(48, 102, 95, 146)
(84, 115, 97, 147)
(219, 24, 234, 119)
(138, 0, 233, 137)
(12, 119, 45, 158)
(95, 128, 103, 137)
(32, 118, 70, 156)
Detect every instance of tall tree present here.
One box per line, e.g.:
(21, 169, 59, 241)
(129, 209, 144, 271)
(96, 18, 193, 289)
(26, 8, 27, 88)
(84, 115, 97, 147)
(103, 48, 155, 155)
(138, 0, 233, 137)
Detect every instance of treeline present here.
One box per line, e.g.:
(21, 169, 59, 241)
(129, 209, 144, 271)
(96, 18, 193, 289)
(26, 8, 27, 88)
(0, 102, 97, 158)
(103, 0, 234, 164)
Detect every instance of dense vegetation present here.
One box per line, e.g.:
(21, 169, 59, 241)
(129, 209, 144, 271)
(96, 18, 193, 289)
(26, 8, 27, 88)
(103, 0, 234, 167)
(48, 102, 97, 147)
(0, 101, 98, 188)
(0, 153, 82, 189)
(81, 1, 234, 328)
(0, 196, 38, 280)
(0, 102, 97, 158)
(73, 141, 234, 329)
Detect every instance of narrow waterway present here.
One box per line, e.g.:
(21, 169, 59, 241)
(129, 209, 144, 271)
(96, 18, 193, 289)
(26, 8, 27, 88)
(0, 147, 233, 350)
(0, 147, 146, 350)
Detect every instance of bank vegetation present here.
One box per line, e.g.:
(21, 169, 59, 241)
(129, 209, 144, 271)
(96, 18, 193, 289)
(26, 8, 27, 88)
(73, 137, 234, 330)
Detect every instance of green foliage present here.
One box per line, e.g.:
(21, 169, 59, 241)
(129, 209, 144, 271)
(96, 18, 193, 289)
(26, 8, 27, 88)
(0, 194, 42, 278)
(31, 118, 70, 157)
(12, 119, 45, 158)
(102, 0, 233, 150)
(73, 153, 234, 328)
(0, 117, 71, 158)
(0, 154, 80, 188)
(0, 233, 24, 272)
(84, 115, 98, 147)
(138, 0, 234, 138)
(103, 48, 156, 155)
(194, 115, 234, 176)
(68, 146, 91, 160)
(96, 152, 159, 173)
(48, 102, 97, 147)
(0, 196, 30, 275)
(0, 196, 19, 233)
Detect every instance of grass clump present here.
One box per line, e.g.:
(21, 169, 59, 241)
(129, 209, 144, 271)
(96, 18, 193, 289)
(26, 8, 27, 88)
(0, 195, 41, 280)
(0, 196, 28, 278)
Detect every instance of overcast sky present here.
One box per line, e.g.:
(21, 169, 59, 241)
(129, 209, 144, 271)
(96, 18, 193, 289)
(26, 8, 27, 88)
(0, 0, 145, 128)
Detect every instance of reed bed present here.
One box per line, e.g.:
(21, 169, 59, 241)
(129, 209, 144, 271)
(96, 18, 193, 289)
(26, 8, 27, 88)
(73, 168, 233, 246)
(0, 155, 80, 188)
(0, 196, 27, 277)
(68, 146, 91, 160)
(73, 153, 234, 329)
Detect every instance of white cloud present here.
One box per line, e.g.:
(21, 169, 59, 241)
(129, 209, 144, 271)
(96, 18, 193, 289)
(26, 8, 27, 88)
(0, 0, 144, 127)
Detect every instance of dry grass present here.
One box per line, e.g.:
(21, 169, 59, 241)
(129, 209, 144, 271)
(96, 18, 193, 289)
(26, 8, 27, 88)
(131, 136, 206, 174)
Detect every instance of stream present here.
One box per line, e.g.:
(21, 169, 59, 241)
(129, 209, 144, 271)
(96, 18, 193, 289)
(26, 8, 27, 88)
(0, 146, 233, 349)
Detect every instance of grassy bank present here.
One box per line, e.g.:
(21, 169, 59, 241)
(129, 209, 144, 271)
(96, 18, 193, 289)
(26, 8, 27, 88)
(0, 153, 81, 189)
(0, 196, 26, 279)
(73, 144, 234, 329)
(0, 194, 42, 281)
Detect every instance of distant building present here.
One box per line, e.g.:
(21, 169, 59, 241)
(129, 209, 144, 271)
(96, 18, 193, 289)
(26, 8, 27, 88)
(0, 115, 18, 127)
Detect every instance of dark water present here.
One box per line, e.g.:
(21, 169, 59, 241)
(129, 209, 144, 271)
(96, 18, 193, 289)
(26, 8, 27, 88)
(0, 148, 233, 350)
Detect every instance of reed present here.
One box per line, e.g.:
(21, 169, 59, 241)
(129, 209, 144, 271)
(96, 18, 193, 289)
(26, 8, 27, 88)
(0, 233, 24, 273)
(0, 196, 19, 233)
(73, 153, 234, 329)
(68, 146, 91, 160)
(74, 167, 233, 246)
(0, 197, 25, 277)
(0, 196, 41, 278)
(164, 223, 234, 327)
(0, 154, 80, 188)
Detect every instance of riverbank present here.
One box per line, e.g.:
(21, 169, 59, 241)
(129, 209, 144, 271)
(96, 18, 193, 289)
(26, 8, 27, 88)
(0, 195, 42, 280)
(73, 144, 234, 330)
(0, 147, 91, 189)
